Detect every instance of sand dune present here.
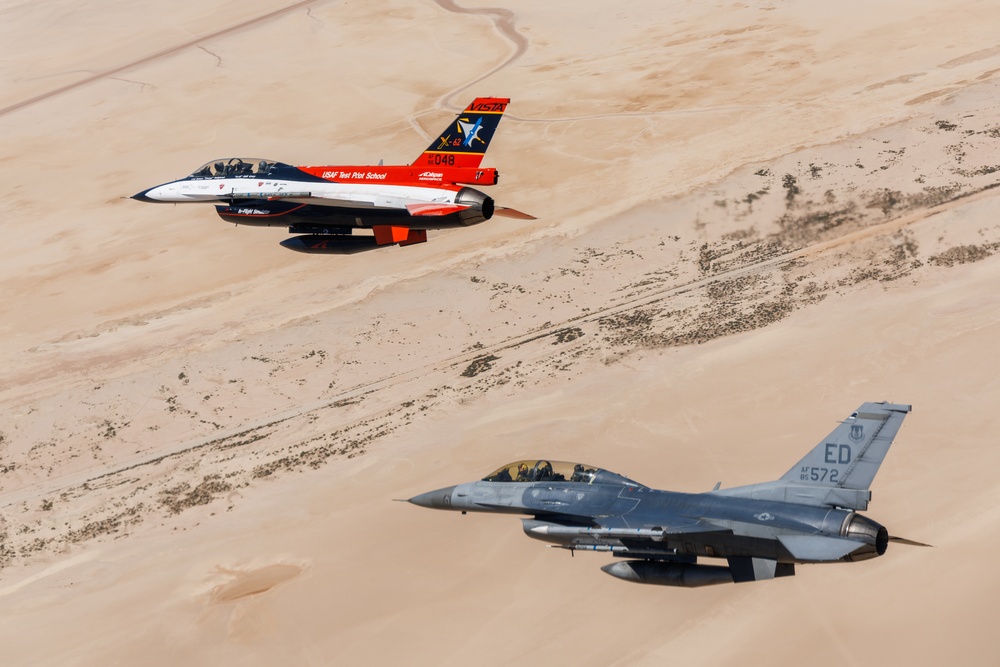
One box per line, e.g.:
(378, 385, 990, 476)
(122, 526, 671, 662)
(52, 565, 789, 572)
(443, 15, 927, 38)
(2, 1, 1000, 664)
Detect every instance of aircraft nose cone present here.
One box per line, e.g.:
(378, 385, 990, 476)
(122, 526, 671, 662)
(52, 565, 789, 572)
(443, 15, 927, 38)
(131, 188, 157, 202)
(408, 485, 457, 510)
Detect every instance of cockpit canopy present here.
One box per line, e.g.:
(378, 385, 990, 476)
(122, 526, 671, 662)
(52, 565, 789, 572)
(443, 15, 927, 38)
(481, 460, 644, 487)
(188, 158, 282, 178)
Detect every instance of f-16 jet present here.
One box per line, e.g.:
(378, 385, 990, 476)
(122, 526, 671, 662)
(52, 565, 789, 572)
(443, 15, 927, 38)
(132, 98, 532, 253)
(409, 402, 927, 587)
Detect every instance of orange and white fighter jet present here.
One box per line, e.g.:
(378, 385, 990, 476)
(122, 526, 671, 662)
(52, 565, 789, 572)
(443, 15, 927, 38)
(132, 97, 532, 253)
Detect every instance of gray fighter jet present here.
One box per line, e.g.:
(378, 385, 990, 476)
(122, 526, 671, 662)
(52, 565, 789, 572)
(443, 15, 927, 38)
(408, 401, 927, 587)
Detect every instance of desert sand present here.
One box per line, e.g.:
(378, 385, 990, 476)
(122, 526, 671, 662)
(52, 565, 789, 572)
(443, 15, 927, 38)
(2, 1, 1000, 664)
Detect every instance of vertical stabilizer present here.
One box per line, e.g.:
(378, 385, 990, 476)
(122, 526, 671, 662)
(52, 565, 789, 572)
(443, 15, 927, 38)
(779, 401, 911, 490)
(412, 98, 510, 169)
(712, 402, 911, 510)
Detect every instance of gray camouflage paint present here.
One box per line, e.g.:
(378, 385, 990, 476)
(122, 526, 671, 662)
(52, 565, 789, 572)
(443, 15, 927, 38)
(409, 402, 912, 587)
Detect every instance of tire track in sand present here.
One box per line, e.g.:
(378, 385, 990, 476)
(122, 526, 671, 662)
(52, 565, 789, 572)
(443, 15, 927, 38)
(416, 2, 771, 139)
(405, 0, 530, 140)
(0, 1, 320, 118)
(431, 0, 529, 107)
(5, 181, 997, 512)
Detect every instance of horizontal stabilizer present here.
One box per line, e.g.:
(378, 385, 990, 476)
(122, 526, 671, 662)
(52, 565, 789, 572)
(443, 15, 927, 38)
(778, 535, 862, 562)
(889, 536, 933, 547)
(405, 203, 468, 217)
(493, 207, 537, 220)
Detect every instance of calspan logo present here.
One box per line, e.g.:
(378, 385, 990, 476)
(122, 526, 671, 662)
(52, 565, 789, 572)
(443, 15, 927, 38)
(418, 171, 443, 181)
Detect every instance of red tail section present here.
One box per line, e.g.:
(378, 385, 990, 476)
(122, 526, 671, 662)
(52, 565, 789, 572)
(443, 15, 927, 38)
(412, 98, 510, 169)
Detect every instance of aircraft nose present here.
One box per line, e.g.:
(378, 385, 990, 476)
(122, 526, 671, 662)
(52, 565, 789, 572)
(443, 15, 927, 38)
(131, 187, 157, 202)
(408, 485, 457, 510)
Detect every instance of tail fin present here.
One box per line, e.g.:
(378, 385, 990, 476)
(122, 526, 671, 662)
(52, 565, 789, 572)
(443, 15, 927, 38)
(713, 402, 911, 510)
(779, 402, 911, 490)
(412, 97, 510, 169)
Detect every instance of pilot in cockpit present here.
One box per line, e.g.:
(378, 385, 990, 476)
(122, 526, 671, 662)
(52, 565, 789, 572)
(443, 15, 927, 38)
(516, 463, 530, 481)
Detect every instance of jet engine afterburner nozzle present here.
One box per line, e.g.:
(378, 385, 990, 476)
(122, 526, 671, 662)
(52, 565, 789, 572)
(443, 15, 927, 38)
(454, 187, 494, 225)
(840, 513, 888, 561)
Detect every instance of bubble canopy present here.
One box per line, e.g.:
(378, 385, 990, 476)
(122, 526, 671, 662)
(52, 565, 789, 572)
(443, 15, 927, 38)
(188, 158, 281, 178)
(481, 460, 644, 487)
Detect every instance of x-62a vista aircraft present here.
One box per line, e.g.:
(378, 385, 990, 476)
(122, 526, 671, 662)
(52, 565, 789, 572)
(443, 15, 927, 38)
(409, 402, 928, 587)
(132, 97, 532, 253)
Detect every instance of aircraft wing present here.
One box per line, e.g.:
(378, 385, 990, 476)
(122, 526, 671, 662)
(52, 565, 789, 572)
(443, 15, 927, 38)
(228, 192, 379, 208)
(404, 203, 471, 216)
(229, 191, 314, 201)
(777, 535, 864, 562)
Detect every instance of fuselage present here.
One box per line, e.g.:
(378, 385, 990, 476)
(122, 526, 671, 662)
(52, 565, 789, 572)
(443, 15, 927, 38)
(412, 475, 887, 565)
(132, 159, 497, 230)
(132, 97, 521, 252)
